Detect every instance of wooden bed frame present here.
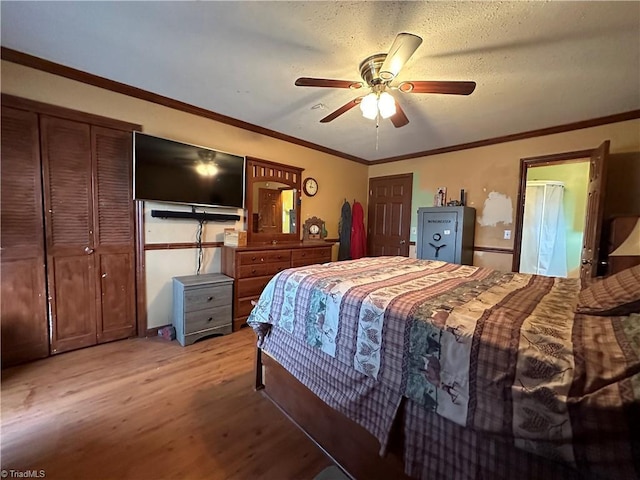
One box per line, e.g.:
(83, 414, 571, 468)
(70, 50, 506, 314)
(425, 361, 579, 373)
(255, 346, 589, 480)
(255, 348, 409, 480)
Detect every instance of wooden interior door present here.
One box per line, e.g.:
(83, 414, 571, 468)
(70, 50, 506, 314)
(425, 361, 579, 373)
(258, 188, 283, 234)
(0, 107, 49, 366)
(367, 174, 413, 256)
(41, 115, 98, 354)
(93, 126, 136, 343)
(580, 140, 610, 279)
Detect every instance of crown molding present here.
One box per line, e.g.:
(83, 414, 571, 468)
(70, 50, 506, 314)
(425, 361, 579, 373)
(3, 47, 638, 167)
(369, 109, 640, 165)
(1, 47, 369, 165)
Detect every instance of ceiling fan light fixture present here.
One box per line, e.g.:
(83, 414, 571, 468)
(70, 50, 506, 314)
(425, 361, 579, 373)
(360, 91, 396, 120)
(379, 71, 395, 82)
(378, 92, 396, 119)
(379, 33, 423, 81)
(360, 93, 379, 119)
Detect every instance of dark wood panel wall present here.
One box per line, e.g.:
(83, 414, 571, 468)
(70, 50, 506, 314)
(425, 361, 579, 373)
(604, 152, 640, 218)
(600, 151, 640, 275)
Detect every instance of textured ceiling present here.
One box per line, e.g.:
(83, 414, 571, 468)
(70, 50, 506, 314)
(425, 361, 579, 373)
(2, 1, 639, 162)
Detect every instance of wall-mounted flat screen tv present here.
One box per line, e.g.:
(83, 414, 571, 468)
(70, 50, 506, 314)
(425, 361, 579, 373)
(133, 132, 245, 209)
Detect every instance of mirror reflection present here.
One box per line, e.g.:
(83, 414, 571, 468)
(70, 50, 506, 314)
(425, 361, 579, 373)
(251, 181, 297, 234)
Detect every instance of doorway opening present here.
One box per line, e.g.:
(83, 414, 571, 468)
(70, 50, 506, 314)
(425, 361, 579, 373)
(519, 162, 590, 278)
(512, 141, 609, 281)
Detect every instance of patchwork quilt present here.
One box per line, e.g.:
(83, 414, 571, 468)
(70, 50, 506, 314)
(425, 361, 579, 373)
(248, 256, 640, 479)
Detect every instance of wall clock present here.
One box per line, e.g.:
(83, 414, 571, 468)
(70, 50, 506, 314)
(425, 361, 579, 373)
(303, 216, 326, 242)
(303, 177, 318, 197)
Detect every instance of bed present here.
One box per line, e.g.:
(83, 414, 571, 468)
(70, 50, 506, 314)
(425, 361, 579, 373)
(247, 256, 640, 480)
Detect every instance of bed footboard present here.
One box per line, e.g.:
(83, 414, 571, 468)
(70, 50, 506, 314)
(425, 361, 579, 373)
(256, 347, 408, 480)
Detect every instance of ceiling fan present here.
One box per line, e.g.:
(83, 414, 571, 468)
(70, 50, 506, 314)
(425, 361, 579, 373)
(295, 33, 476, 128)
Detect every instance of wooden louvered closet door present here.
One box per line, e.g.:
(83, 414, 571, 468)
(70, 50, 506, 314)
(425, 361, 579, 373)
(0, 107, 49, 366)
(41, 116, 98, 353)
(42, 117, 135, 354)
(92, 126, 135, 343)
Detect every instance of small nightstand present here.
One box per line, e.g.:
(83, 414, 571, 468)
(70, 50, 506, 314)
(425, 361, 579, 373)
(172, 273, 233, 346)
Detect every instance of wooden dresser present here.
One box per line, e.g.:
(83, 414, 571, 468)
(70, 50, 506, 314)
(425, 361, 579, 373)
(222, 243, 332, 330)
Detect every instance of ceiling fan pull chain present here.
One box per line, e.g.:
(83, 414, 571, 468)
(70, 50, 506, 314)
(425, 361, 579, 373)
(375, 115, 380, 150)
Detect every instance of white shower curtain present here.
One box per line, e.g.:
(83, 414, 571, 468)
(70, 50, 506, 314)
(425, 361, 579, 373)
(520, 181, 568, 277)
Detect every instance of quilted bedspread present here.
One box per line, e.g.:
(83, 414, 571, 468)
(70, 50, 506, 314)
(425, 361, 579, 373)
(247, 256, 640, 479)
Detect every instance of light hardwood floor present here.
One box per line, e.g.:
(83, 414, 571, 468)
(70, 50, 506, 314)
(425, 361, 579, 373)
(1, 329, 333, 479)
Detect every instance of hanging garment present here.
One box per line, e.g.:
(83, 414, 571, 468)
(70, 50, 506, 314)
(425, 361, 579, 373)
(350, 201, 367, 259)
(520, 181, 568, 277)
(338, 200, 352, 260)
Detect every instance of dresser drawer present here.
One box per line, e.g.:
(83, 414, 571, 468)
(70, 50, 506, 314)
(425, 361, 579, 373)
(184, 284, 232, 312)
(237, 296, 260, 318)
(237, 275, 273, 298)
(238, 261, 289, 278)
(291, 247, 332, 267)
(237, 250, 291, 266)
(184, 305, 232, 334)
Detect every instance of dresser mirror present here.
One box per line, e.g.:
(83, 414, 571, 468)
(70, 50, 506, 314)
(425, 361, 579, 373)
(246, 157, 303, 244)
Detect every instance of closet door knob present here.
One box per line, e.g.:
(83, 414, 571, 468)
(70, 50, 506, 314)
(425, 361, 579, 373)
(84, 246, 94, 254)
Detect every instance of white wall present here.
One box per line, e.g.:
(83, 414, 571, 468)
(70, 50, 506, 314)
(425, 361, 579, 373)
(143, 201, 243, 328)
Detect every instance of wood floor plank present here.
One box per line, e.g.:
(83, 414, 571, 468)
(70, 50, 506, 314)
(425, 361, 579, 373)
(1, 329, 333, 479)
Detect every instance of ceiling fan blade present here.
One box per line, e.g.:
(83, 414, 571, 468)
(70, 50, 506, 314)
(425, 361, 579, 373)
(295, 77, 363, 89)
(398, 81, 476, 95)
(379, 33, 423, 81)
(319, 98, 361, 123)
(389, 101, 409, 128)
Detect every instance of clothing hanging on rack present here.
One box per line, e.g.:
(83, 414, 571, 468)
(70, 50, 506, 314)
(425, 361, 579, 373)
(338, 199, 352, 261)
(350, 201, 366, 260)
(520, 181, 568, 277)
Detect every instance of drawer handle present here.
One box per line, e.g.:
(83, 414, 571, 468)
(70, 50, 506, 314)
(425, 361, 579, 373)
(207, 317, 213, 322)
(207, 296, 214, 302)
(251, 268, 257, 274)
(301, 252, 306, 257)
(260, 257, 264, 262)
(251, 256, 257, 261)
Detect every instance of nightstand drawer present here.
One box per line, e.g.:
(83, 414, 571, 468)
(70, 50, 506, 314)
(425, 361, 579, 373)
(184, 305, 232, 334)
(237, 250, 291, 265)
(184, 284, 232, 312)
(238, 261, 289, 278)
